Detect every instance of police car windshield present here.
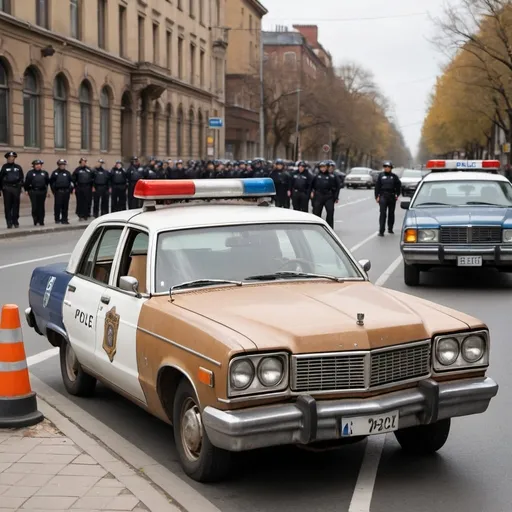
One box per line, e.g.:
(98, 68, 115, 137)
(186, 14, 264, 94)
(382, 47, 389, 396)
(412, 180, 512, 208)
(155, 223, 362, 293)
(350, 168, 370, 174)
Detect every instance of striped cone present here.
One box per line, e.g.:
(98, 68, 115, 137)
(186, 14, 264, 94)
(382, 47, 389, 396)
(0, 304, 43, 428)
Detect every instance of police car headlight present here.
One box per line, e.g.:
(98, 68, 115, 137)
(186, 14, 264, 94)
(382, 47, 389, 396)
(436, 338, 459, 366)
(503, 229, 512, 243)
(461, 335, 485, 363)
(258, 357, 284, 387)
(433, 331, 489, 372)
(418, 229, 439, 242)
(230, 360, 254, 390)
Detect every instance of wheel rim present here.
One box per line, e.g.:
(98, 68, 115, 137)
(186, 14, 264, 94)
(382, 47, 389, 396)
(65, 344, 79, 382)
(180, 397, 203, 462)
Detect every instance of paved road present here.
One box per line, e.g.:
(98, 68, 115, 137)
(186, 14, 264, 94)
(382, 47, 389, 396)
(0, 188, 509, 512)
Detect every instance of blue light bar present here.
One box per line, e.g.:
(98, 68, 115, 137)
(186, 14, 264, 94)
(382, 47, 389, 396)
(242, 178, 276, 196)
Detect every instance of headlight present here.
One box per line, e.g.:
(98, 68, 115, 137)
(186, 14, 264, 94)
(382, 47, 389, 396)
(461, 335, 485, 363)
(436, 338, 459, 365)
(230, 359, 254, 390)
(503, 229, 512, 243)
(418, 229, 439, 242)
(258, 357, 284, 387)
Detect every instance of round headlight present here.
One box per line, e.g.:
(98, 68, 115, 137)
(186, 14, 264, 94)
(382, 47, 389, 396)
(418, 229, 438, 242)
(503, 229, 512, 243)
(436, 338, 459, 366)
(258, 357, 284, 387)
(462, 335, 485, 363)
(230, 359, 254, 390)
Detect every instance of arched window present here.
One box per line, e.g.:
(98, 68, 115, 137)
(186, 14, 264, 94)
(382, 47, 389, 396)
(165, 104, 172, 155)
(177, 106, 183, 156)
(79, 81, 92, 150)
(99, 86, 110, 151)
(53, 74, 67, 149)
(0, 60, 9, 145)
(188, 109, 194, 156)
(197, 111, 203, 158)
(23, 67, 40, 147)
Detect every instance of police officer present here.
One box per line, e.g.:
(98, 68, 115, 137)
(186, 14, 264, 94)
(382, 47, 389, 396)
(127, 157, 144, 209)
(291, 161, 312, 212)
(24, 160, 50, 226)
(0, 151, 24, 228)
(375, 161, 401, 236)
(270, 159, 291, 208)
(50, 159, 73, 224)
(252, 158, 267, 178)
(311, 161, 339, 228)
(72, 158, 93, 221)
(111, 160, 128, 212)
(144, 157, 158, 180)
(92, 159, 110, 217)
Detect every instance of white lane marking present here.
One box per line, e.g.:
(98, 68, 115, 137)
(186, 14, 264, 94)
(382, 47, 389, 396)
(350, 232, 378, 252)
(0, 253, 71, 270)
(337, 197, 371, 209)
(348, 253, 404, 512)
(27, 347, 59, 367)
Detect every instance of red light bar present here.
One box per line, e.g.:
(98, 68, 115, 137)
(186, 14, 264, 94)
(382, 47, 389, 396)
(426, 160, 445, 168)
(134, 180, 196, 199)
(482, 160, 500, 168)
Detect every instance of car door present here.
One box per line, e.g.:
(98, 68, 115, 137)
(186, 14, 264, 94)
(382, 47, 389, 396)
(94, 228, 150, 404)
(62, 225, 125, 370)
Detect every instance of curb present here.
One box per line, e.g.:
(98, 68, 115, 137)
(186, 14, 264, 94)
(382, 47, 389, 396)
(0, 223, 88, 239)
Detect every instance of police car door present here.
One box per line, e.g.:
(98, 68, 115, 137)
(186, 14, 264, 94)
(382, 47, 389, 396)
(94, 227, 149, 404)
(62, 226, 125, 370)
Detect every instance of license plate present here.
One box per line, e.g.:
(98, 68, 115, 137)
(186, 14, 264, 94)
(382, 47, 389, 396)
(340, 410, 399, 437)
(457, 256, 482, 266)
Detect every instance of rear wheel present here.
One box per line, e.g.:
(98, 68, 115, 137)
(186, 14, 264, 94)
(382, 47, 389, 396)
(404, 263, 420, 286)
(59, 341, 96, 396)
(394, 419, 451, 455)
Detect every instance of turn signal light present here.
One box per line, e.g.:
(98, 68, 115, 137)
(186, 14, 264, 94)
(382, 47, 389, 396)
(404, 229, 417, 243)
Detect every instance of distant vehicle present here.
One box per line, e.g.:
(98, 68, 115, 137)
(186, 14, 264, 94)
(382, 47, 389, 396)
(401, 169, 430, 197)
(345, 167, 373, 189)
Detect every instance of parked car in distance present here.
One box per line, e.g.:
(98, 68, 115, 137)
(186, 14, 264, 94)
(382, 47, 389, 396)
(345, 167, 374, 189)
(401, 169, 430, 197)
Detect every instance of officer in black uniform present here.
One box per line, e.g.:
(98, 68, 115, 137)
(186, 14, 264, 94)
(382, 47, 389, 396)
(144, 157, 158, 180)
(127, 157, 144, 209)
(270, 159, 291, 208)
(311, 161, 339, 228)
(111, 161, 128, 212)
(92, 159, 110, 217)
(50, 159, 73, 224)
(72, 158, 93, 221)
(252, 158, 267, 178)
(0, 151, 24, 228)
(24, 159, 50, 226)
(291, 161, 312, 212)
(375, 161, 401, 236)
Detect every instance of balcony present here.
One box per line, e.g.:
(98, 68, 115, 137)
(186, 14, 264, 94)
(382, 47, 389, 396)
(211, 26, 228, 51)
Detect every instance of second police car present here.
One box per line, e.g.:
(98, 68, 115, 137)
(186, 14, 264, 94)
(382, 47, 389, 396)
(400, 159, 512, 286)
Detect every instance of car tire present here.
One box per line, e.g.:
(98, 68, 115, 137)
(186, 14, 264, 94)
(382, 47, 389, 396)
(173, 379, 232, 482)
(59, 341, 97, 396)
(394, 419, 451, 455)
(404, 263, 420, 286)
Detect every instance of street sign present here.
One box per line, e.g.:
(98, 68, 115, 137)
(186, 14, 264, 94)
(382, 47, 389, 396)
(503, 143, 511, 153)
(208, 117, 223, 129)
(207, 136, 214, 144)
(207, 147, 214, 156)
(322, 144, 330, 153)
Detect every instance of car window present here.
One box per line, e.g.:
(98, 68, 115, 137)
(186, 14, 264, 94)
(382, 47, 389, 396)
(350, 168, 369, 174)
(155, 223, 361, 293)
(402, 170, 422, 178)
(116, 230, 149, 293)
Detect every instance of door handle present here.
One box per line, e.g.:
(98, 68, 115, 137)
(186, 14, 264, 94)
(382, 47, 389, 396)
(68, 284, 76, 292)
(101, 295, 110, 305)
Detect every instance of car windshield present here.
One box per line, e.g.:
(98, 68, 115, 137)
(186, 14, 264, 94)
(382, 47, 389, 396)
(155, 223, 362, 293)
(350, 169, 369, 175)
(411, 180, 512, 208)
(402, 170, 423, 178)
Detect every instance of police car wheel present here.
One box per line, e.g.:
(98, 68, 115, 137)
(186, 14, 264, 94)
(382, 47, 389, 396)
(59, 342, 97, 397)
(404, 263, 420, 286)
(394, 419, 451, 455)
(173, 380, 231, 482)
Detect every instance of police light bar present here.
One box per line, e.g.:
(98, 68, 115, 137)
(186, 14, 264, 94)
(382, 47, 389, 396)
(426, 159, 500, 170)
(133, 178, 276, 200)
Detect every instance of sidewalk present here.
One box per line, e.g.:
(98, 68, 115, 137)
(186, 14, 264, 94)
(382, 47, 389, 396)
(0, 400, 181, 511)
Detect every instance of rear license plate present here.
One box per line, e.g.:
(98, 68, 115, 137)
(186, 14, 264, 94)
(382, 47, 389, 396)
(457, 256, 482, 266)
(340, 410, 399, 437)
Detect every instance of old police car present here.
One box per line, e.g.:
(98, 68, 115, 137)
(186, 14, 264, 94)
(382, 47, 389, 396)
(400, 159, 512, 286)
(25, 178, 498, 482)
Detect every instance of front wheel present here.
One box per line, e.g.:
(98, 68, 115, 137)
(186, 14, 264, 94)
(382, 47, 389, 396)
(404, 263, 420, 286)
(59, 341, 96, 396)
(394, 419, 451, 455)
(173, 380, 231, 482)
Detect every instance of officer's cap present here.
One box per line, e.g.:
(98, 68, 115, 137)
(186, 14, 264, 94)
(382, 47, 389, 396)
(318, 161, 327, 167)
(79, 157, 88, 162)
(131, 156, 139, 161)
(383, 161, 393, 168)
(32, 159, 43, 165)
(5, 151, 17, 159)
(57, 159, 67, 165)
(98, 158, 105, 164)
(177, 159, 183, 164)
(115, 160, 122, 164)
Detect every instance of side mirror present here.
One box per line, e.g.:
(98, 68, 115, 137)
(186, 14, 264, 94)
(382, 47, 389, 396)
(400, 200, 411, 210)
(358, 259, 371, 272)
(119, 276, 141, 297)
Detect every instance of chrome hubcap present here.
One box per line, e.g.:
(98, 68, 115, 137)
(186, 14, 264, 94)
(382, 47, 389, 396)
(65, 344, 79, 382)
(181, 398, 203, 461)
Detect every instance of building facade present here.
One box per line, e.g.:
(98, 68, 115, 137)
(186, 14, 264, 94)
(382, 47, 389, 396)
(0, 0, 227, 171)
(224, 0, 267, 160)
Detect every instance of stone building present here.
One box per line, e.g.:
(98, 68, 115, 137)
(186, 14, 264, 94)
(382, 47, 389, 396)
(0, 0, 227, 171)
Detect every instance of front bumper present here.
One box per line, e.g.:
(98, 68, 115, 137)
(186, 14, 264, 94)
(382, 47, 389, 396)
(401, 186, 417, 197)
(202, 376, 498, 452)
(401, 243, 512, 266)
(346, 179, 372, 187)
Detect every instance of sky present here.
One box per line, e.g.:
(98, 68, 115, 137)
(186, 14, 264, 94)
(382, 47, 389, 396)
(262, 0, 448, 158)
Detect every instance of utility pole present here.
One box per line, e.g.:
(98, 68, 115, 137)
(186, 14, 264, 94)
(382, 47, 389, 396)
(259, 32, 265, 158)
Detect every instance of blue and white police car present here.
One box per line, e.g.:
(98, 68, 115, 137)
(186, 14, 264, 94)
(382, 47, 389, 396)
(400, 159, 512, 286)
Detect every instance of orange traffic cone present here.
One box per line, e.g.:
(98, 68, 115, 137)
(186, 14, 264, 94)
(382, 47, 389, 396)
(0, 304, 43, 427)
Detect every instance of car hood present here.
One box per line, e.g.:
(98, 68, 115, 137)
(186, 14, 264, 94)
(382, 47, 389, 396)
(409, 206, 512, 226)
(173, 281, 481, 353)
(401, 177, 421, 185)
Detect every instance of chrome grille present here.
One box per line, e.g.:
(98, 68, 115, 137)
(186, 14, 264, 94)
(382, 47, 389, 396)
(440, 226, 501, 244)
(291, 341, 431, 392)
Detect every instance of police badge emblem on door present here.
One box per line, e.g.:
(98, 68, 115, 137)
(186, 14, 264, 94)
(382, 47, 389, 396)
(103, 307, 120, 362)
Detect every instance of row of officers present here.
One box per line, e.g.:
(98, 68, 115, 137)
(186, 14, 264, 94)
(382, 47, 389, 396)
(0, 153, 343, 229)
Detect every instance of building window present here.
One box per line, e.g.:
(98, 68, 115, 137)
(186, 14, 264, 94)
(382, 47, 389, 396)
(119, 5, 126, 57)
(98, 0, 107, 49)
(165, 104, 172, 155)
(283, 51, 297, 69)
(199, 50, 205, 86)
(36, 0, 49, 28)
(53, 74, 67, 149)
(23, 68, 40, 148)
(79, 81, 92, 151)
(152, 23, 159, 64)
(215, 0, 220, 25)
(138, 16, 145, 61)
(0, 60, 9, 144)
(0, 0, 11, 14)
(177, 106, 183, 155)
(166, 30, 172, 71)
(197, 111, 203, 156)
(188, 109, 194, 156)
(99, 87, 110, 151)
(199, 0, 204, 24)
(190, 44, 195, 84)
(249, 15, 252, 31)
(70, 0, 81, 39)
(178, 37, 183, 79)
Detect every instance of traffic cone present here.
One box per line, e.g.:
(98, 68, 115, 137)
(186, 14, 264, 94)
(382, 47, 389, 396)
(0, 304, 43, 428)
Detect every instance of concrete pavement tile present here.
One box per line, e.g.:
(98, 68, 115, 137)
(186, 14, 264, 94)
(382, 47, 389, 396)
(0, 483, 8, 495)
(0, 496, 27, 508)
(46, 474, 101, 488)
(0, 462, 13, 472)
(0, 453, 24, 463)
(2, 485, 40, 498)
(4, 463, 67, 474)
(72, 454, 97, 465)
(20, 496, 78, 509)
(58, 464, 107, 477)
(17, 474, 54, 487)
(34, 485, 93, 498)
(31, 445, 81, 456)
(104, 495, 140, 510)
(85, 485, 124, 498)
(101, 460, 136, 477)
(0, 440, 44, 454)
(71, 496, 114, 509)
(17, 453, 78, 464)
(0, 472, 25, 485)
(82, 444, 119, 464)
(95, 477, 125, 488)
(40, 438, 74, 446)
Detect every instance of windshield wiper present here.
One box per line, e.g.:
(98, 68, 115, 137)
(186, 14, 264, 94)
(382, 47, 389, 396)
(170, 279, 242, 293)
(244, 271, 345, 282)
(414, 202, 453, 207)
(464, 201, 506, 207)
